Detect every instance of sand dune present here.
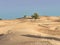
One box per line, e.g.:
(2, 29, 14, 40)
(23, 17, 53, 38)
(0, 16, 60, 45)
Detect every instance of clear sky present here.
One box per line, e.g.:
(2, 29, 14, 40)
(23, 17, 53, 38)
(0, 0, 60, 19)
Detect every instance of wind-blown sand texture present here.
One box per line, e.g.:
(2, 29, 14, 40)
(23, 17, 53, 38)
(0, 16, 60, 45)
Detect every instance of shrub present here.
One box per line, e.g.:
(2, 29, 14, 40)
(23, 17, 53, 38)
(0, 18, 2, 20)
(23, 15, 27, 19)
(31, 13, 39, 19)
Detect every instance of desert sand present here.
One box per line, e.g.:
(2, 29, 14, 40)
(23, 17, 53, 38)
(0, 16, 60, 45)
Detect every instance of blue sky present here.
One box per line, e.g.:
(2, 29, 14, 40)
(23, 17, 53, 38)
(0, 0, 60, 19)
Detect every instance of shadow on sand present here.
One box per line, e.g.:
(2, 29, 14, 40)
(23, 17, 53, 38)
(21, 34, 60, 41)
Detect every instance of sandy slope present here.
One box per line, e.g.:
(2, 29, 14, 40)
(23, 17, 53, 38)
(0, 16, 60, 45)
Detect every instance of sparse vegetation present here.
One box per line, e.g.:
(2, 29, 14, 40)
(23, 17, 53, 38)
(0, 18, 2, 20)
(23, 15, 27, 19)
(31, 13, 39, 19)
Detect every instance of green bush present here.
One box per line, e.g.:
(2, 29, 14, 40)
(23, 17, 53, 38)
(23, 15, 27, 19)
(0, 18, 2, 20)
(31, 13, 39, 19)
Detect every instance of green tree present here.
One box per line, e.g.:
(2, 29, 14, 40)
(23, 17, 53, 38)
(31, 13, 39, 19)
